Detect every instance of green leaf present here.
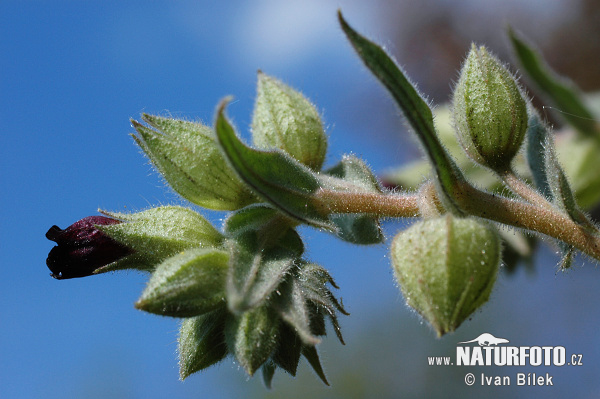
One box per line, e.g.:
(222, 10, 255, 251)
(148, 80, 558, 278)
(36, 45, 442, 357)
(525, 112, 553, 199)
(215, 101, 330, 228)
(323, 155, 384, 244)
(135, 248, 228, 317)
(178, 307, 228, 380)
(225, 304, 280, 376)
(252, 71, 327, 170)
(328, 214, 383, 245)
(557, 134, 600, 209)
(526, 111, 591, 227)
(226, 228, 303, 313)
(338, 11, 465, 214)
(132, 115, 257, 210)
(508, 28, 599, 139)
(98, 206, 223, 273)
(525, 111, 593, 269)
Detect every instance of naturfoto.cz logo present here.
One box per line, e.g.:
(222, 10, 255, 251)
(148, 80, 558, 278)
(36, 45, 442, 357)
(427, 333, 583, 387)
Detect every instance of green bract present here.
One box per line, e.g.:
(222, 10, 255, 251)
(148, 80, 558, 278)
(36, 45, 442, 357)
(252, 72, 327, 170)
(391, 215, 501, 336)
(132, 114, 257, 210)
(452, 44, 528, 172)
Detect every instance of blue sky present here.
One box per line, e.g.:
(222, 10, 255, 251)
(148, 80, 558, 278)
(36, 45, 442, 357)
(2, 1, 600, 398)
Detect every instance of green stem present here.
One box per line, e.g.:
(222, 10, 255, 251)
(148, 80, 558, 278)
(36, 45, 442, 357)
(500, 169, 554, 210)
(314, 189, 420, 218)
(313, 184, 600, 261)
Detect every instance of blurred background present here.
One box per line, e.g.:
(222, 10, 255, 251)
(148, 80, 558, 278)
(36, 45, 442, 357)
(2, 1, 600, 398)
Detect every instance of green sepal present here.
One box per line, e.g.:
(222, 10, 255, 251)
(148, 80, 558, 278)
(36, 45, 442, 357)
(271, 321, 302, 376)
(132, 114, 257, 210)
(178, 307, 228, 380)
(252, 71, 327, 170)
(270, 318, 330, 385)
(135, 248, 228, 317)
(509, 28, 600, 139)
(295, 261, 347, 344)
(323, 155, 384, 244)
(97, 206, 223, 273)
(261, 360, 277, 389)
(338, 11, 465, 215)
(216, 101, 330, 228)
(226, 227, 304, 314)
(306, 302, 327, 337)
(302, 345, 329, 386)
(225, 304, 280, 376)
(273, 272, 321, 346)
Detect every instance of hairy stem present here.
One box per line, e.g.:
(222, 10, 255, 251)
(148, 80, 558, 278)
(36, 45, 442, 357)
(313, 184, 600, 261)
(500, 169, 554, 209)
(314, 189, 420, 218)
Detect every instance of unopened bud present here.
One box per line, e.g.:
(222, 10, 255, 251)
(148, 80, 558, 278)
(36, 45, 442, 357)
(252, 72, 327, 170)
(45, 216, 133, 279)
(132, 115, 257, 210)
(452, 44, 528, 172)
(391, 214, 501, 336)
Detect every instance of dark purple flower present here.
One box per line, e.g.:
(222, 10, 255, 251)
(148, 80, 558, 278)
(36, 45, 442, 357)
(46, 216, 133, 280)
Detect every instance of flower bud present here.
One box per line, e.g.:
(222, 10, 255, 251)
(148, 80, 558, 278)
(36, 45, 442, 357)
(452, 44, 528, 172)
(132, 115, 257, 210)
(135, 248, 229, 318)
(391, 214, 501, 336)
(98, 206, 224, 273)
(45, 216, 133, 279)
(252, 72, 327, 170)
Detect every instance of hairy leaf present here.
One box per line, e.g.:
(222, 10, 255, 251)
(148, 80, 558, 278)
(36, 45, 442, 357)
(216, 101, 331, 228)
(509, 28, 599, 139)
(339, 11, 465, 214)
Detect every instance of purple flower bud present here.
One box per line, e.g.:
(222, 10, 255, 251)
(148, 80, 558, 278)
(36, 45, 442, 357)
(46, 216, 133, 280)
